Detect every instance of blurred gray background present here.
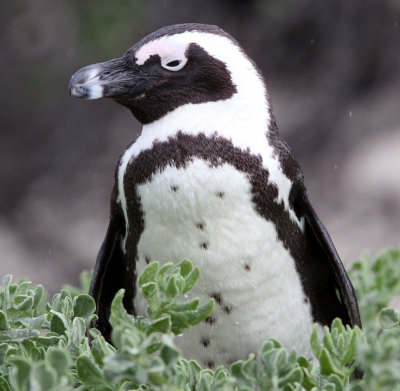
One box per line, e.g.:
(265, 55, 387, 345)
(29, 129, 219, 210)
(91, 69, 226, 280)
(1, 0, 399, 292)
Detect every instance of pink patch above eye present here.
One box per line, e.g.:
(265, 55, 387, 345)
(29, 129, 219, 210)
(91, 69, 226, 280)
(136, 38, 187, 65)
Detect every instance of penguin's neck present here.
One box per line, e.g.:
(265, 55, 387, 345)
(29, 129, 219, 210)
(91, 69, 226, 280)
(138, 92, 270, 156)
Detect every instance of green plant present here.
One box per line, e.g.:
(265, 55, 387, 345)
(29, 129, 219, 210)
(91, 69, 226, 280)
(0, 249, 399, 390)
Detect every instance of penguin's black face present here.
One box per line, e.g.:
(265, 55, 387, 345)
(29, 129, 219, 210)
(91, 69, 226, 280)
(69, 24, 239, 124)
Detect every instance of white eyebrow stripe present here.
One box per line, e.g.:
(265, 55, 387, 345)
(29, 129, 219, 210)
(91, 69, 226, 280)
(136, 38, 188, 65)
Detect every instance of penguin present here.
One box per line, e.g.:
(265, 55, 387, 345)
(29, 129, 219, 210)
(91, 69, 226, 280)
(69, 23, 361, 367)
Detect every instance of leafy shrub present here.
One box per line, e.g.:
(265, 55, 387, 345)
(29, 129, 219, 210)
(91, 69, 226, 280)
(0, 249, 399, 390)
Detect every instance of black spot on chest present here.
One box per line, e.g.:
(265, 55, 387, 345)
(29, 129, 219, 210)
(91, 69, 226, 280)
(222, 305, 231, 314)
(210, 292, 232, 315)
(204, 316, 216, 325)
(206, 360, 215, 369)
(200, 242, 209, 250)
(210, 292, 222, 305)
(200, 337, 210, 347)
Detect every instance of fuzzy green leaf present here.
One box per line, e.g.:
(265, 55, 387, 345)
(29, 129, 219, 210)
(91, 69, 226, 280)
(319, 347, 340, 376)
(138, 262, 159, 286)
(0, 312, 8, 331)
(7, 357, 31, 391)
(241, 357, 258, 381)
(77, 355, 112, 390)
(74, 295, 96, 319)
(49, 311, 68, 335)
(379, 308, 400, 329)
(0, 343, 9, 363)
(13, 295, 33, 311)
(310, 324, 322, 358)
(47, 348, 70, 376)
(36, 335, 64, 348)
(166, 275, 179, 297)
(2, 275, 12, 289)
(0, 328, 39, 343)
(21, 340, 43, 361)
(67, 317, 88, 358)
(279, 367, 303, 387)
(141, 282, 158, 299)
(176, 259, 192, 277)
(182, 267, 200, 294)
(0, 376, 11, 391)
(343, 329, 359, 365)
(147, 315, 171, 334)
(89, 329, 116, 366)
(160, 343, 180, 365)
(32, 285, 44, 308)
(157, 262, 174, 281)
(15, 315, 47, 329)
(31, 362, 56, 389)
(170, 298, 200, 312)
(109, 289, 135, 330)
(188, 299, 214, 325)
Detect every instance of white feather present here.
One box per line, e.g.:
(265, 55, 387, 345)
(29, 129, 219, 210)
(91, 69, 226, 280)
(133, 159, 314, 365)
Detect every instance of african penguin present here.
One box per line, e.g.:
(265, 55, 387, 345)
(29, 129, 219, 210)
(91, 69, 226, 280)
(69, 23, 361, 367)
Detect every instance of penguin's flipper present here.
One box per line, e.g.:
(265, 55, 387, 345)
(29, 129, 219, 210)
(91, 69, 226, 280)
(89, 214, 135, 342)
(300, 197, 362, 328)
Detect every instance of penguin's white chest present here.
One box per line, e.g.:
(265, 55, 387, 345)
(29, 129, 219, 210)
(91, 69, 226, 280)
(131, 158, 314, 366)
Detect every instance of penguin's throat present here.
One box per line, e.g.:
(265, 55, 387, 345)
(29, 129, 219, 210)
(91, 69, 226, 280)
(141, 94, 270, 144)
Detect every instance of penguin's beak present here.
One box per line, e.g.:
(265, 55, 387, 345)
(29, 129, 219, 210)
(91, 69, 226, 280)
(69, 57, 156, 100)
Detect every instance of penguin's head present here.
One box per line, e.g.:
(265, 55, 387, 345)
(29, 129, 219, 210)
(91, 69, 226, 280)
(69, 23, 268, 125)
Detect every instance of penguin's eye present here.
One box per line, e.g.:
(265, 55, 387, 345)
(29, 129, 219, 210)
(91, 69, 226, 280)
(161, 57, 187, 71)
